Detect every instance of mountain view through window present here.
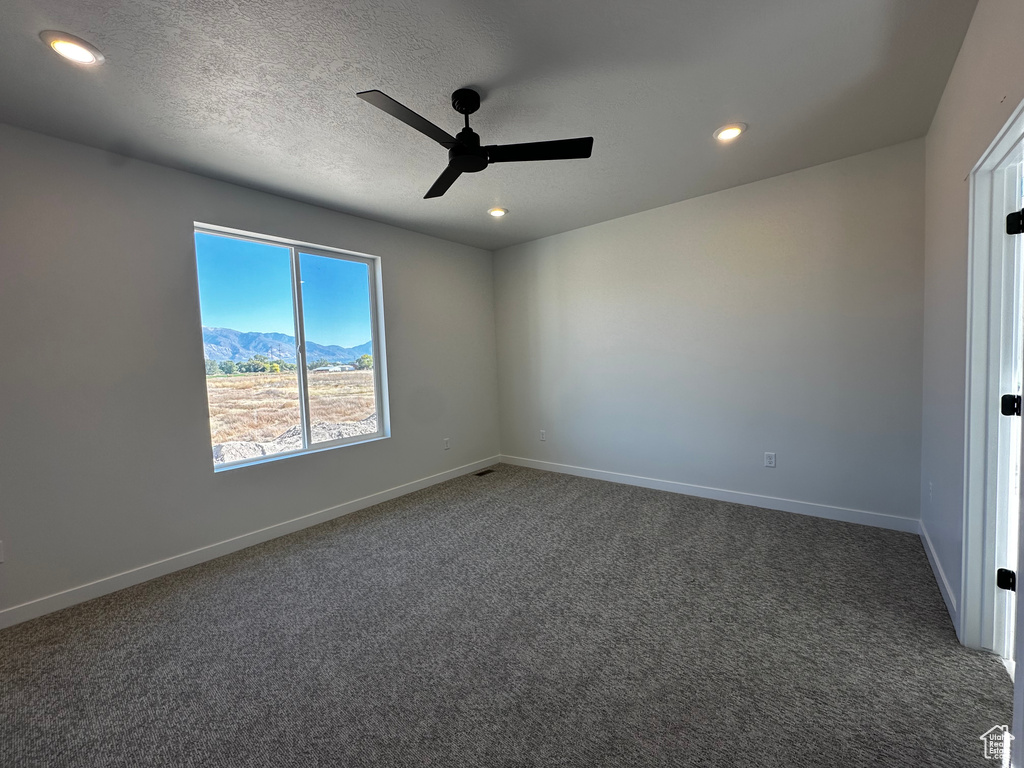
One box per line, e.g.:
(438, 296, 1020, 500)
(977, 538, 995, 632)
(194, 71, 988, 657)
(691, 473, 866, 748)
(194, 229, 384, 467)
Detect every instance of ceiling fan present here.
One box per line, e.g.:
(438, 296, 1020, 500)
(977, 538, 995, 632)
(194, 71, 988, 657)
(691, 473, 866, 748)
(356, 88, 594, 199)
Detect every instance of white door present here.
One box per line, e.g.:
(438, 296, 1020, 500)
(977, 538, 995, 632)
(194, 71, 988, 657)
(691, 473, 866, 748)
(964, 107, 1024, 655)
(966, 99, 1024, 767)
(1007, 171, 1024, 768)
(998, 161, 1024, 672)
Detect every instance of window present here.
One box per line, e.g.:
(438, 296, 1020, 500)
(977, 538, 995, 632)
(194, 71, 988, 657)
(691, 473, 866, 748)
(194, 224, 388, 469)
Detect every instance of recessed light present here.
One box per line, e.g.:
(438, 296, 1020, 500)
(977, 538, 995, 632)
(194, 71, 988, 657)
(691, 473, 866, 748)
(40, 31, 104, 65)
(488, 207, 508, 218)
(713, 123, 747, 142)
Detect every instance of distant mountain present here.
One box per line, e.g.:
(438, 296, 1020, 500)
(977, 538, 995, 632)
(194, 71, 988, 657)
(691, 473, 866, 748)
(202, 327, 372, 363)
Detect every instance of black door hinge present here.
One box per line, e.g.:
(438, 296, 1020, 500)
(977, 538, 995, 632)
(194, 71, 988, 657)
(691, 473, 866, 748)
(998, 568, 1017, 592)
(1001, 394, 1021, 416)
(1009, 209, 1024, 236)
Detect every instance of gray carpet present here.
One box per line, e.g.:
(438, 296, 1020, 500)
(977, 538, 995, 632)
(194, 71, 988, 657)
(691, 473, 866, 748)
(0, 464, 1012, 766)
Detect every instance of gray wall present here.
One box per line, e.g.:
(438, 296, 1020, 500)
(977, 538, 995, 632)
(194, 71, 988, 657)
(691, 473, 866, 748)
(494, 140, 924, 527)
(0, 124, 500, 624)
(920, 0, 1024, 625)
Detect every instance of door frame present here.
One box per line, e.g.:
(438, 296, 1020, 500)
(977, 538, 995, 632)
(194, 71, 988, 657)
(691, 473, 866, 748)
(963, 97, 1024, 654)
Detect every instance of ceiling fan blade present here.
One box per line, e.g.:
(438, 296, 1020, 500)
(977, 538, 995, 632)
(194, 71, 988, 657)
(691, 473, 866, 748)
(486, 137, 594, 164)
(357, 90, 458, 148)
(424, 165, 463, 199)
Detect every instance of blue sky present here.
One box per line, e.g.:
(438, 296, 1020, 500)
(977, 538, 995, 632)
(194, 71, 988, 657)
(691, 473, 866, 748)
(195, 232, 372, 348)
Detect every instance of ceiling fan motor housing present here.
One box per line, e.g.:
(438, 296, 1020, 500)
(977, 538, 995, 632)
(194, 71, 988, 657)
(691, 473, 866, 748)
(449, 127, 488, 173)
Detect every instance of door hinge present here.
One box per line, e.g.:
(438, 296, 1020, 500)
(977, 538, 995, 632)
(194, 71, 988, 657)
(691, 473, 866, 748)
(998, 568, 1017, 592)
(1002, 394, 1022, 416)
(1009, 209, 1024, 236)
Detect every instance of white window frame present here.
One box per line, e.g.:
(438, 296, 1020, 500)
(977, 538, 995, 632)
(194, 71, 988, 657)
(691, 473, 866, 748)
(195, 222, 390, 471)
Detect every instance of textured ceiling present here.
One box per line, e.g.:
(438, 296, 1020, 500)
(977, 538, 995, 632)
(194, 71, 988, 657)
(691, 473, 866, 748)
(0, 0, 976, 250)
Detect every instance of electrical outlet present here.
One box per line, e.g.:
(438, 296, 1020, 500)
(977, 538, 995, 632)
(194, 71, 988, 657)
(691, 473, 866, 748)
(540, 430, 546, 441)
(764, 452, 776, 468)
(443, 438, 450, 450)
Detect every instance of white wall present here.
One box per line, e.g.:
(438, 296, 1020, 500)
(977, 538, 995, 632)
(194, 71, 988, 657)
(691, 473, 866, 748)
(919, 0, 1024, 630)
(0, 124, 500, 626)
(494, 140, 924, 529)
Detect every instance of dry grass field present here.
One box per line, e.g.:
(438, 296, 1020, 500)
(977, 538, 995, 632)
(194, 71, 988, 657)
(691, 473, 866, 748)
(205, 370, 376, 445)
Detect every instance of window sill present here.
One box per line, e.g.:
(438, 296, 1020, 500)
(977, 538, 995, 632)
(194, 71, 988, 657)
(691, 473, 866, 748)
(212, 432, 390, 473)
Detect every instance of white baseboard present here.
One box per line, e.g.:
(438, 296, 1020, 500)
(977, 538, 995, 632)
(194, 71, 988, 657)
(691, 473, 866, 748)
(500, 455, 921, 534)
(920, 520, 959, 621)
(0, 456, 501, 630)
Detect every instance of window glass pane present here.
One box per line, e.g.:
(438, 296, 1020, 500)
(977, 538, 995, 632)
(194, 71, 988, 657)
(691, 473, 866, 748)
(195, 233, 303, 464)
(299, 252, 378, 444)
